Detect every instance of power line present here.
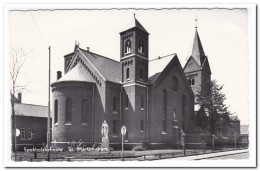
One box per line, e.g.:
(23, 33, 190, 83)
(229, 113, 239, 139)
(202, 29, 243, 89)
(29, 11, 48, 46)
(149, 53, 176, 62)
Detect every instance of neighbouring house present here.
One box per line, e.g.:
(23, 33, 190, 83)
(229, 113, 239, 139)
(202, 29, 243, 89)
(13, 93, 50, 151)
(239, 125, 249, 147)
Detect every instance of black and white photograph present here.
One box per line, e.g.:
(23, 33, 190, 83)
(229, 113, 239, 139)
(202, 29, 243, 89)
(3, 3, 256, 168)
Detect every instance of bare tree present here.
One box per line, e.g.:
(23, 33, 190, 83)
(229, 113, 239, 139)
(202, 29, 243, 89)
(10, 48, 31, 153)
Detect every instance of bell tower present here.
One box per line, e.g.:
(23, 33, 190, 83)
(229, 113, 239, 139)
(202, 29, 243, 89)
(120, 14, 149, 85)
(120, 15, 149, 143)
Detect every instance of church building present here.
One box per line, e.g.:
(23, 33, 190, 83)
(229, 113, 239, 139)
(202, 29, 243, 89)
(51, 16, 205, 149)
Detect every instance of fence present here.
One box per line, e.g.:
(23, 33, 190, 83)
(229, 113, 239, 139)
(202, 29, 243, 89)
(13, 146, 248, 162)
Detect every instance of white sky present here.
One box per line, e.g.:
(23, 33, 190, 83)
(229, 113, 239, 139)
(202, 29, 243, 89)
(9, 8, 249, 125)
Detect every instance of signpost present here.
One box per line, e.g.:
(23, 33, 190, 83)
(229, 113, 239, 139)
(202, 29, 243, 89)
(121, 126, 126, 161)
(16, 129, 20, 137)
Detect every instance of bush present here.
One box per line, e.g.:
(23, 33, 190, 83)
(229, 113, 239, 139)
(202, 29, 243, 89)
(66, 139, 83, 151)
(132, 144, 146, 151)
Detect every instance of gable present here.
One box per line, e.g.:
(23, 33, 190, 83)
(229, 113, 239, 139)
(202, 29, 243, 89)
(183, 56, 201, 74)
(65, 48, 121, 84)
(152, 55, 194, 98)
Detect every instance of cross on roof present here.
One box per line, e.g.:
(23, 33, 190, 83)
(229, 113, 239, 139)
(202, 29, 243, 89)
(195, 16, 198, 29)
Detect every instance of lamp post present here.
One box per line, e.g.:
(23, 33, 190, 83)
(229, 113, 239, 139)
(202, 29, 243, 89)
(212, 134, 215, 152)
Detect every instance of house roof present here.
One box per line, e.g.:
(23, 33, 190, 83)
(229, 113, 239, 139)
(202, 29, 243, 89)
(14, 103, 48, 118)
(11, 93, 20, 103)
(55, 61, 95, 84)
(191, 29, 206, 66)
(79, 48, 121, 84)
(240, 125, 249, 135)
(120, 16, 149, 34)
(148, 72, 161, 84)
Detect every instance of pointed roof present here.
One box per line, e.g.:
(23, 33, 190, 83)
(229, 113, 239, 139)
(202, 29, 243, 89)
(79, 48, 121, 83)
(55, 62, 95, 84)
(120, 15, 149, 34)
(61, 47, 122, 84)
(191, 29, 206, 66)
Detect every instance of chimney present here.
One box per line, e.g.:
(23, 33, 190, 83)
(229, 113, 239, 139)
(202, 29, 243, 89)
(86, 47, 90, 52)
(18, 93, 22, 103)
(57, 71, 62, 80)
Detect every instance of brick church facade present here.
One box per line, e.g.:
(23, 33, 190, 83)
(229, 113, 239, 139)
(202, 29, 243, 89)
(51, 16, 207, 149)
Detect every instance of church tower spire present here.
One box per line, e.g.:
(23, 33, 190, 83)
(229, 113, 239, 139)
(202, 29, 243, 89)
(183, 19, 211, 103)
(191, 28, 206, 66)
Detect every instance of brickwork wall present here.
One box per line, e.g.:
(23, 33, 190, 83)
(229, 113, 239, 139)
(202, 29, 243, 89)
(148, 62, 194, 146)
(51, 82, 95, 146)
(122, 85, 147, 144)
(105, 82, 121, 144)
(16, 116, 50, 149)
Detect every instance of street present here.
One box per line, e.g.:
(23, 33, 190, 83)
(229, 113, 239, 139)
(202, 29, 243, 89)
(209, 152, 249, 160)
(161, 149, 249, 161)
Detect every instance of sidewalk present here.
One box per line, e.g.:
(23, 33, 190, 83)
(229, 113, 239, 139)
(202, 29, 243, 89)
(161, 149, 249, 160)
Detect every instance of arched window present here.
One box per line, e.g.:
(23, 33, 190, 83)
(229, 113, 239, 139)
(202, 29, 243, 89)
(65, 98, 72, 123)
(54, 100, 58, 124)
(82, 99, 87, 123)
(189, 78, 195, 86)
(182, 95, 186, 131)
(126, 68, 130, 80)
(21, 128, 26, 140)
(162, 89, 167, 133)
(113, 120, 117, 134)
(138, 41, 144, 54)
(113, 97, 117, 112)
(140, 68, 143, 80)
(163, 90, 167, 113)
(125, 40, 131, 54)
(141, 94, 144, 109)
(141, 120, 144, 131)
(171, 77, 179, 93)
(28, 128, 33, 140)
(173, 108, 177, 121)
(125, 94, 129, 109)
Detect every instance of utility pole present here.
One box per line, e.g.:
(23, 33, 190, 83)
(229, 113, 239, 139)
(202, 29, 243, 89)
(47, 46, 51, 161)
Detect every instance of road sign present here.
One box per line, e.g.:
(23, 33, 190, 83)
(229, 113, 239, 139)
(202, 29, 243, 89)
(121, 126, 126, 135)
(16, 128, 20, 137)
